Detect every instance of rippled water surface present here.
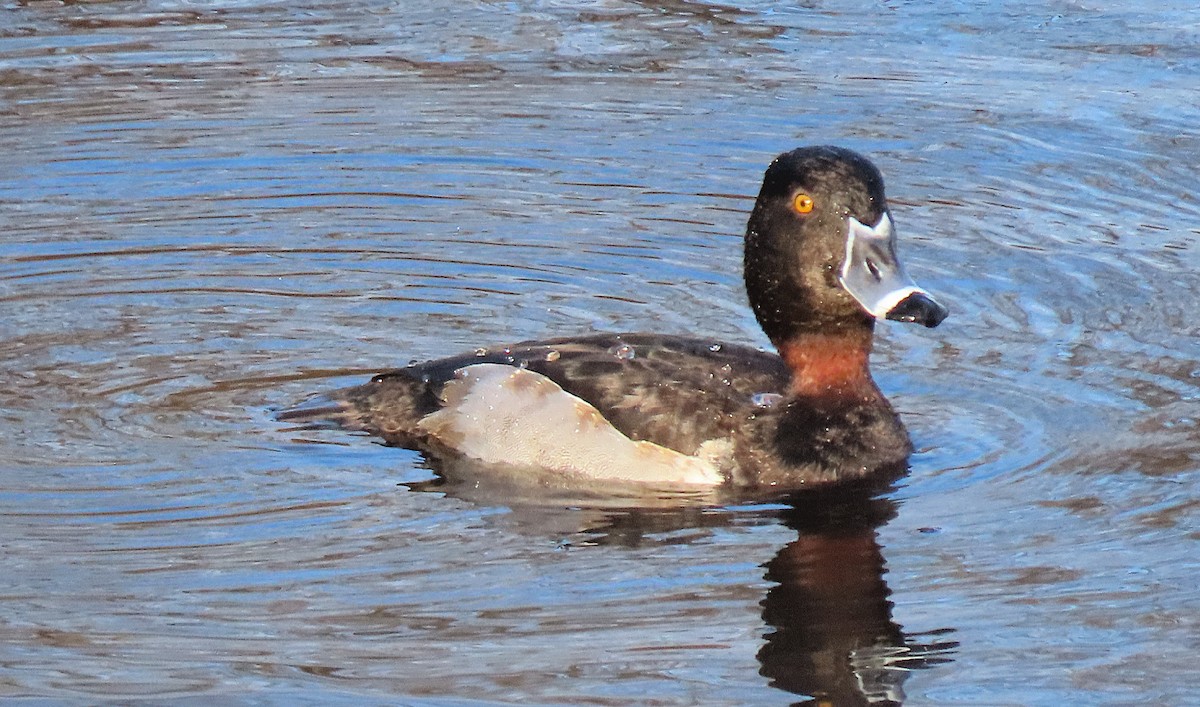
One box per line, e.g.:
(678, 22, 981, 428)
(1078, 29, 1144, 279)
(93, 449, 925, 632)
(3, 1, 1199, 704)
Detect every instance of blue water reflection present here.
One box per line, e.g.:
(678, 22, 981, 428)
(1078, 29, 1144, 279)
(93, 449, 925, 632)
(1, 1, 1197, 704)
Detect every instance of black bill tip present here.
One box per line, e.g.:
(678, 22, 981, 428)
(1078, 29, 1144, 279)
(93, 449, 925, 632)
(885, 291, 949, 328)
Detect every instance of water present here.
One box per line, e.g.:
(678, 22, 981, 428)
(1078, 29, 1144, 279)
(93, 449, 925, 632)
(2, 1, 1198, 703)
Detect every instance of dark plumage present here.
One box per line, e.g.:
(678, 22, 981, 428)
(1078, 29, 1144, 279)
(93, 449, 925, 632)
(280, 146, 948, 492)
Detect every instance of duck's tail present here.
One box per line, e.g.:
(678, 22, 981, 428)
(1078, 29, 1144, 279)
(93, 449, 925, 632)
(276, 371, 432, 446)
(276, 392, 367, 431)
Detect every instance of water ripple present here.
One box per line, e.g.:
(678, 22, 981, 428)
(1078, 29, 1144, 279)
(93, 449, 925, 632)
(2, 0, 1200, 703)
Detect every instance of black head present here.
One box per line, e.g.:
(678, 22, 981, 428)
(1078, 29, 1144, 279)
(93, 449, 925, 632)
(743, 146, 945, 346)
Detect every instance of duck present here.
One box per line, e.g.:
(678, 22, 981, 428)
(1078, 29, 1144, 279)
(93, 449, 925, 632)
(279, 146, 948, 492)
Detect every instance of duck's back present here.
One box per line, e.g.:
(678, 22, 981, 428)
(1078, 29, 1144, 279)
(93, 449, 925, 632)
(285, 333, 790, 459)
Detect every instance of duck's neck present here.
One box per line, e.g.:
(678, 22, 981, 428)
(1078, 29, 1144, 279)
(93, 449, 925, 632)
(776, 329, 882, 402)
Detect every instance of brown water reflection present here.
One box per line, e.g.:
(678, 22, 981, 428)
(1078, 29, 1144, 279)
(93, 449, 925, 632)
(760, 494, 956, 706)
(413, 463, 958, 705)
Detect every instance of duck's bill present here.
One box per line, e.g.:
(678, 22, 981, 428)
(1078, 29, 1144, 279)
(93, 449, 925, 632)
(838, 213, 948, 328)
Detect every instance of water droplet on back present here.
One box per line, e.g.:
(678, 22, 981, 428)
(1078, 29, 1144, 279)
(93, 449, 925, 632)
(545, 350, 561, 362)
(607, 343, 636, 360)
(751, 392, 783, 408)
(709, 343, 722, 352)
(474, 347, 488, 357)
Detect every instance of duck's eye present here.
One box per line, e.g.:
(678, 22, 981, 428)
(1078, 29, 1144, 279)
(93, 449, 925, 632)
(792, 193, 815, 214)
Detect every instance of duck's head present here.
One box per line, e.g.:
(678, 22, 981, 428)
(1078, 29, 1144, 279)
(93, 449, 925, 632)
(744, 146, 948, 348)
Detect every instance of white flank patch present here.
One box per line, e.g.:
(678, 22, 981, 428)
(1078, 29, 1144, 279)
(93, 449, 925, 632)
(416, 363, 726, 486)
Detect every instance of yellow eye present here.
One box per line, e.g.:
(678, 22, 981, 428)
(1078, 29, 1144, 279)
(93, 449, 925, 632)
(792, 193, 815, 214)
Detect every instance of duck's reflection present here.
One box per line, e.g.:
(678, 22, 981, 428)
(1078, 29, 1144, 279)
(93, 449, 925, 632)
(760, 490, 957, 706)
(408, 461, 955, 704)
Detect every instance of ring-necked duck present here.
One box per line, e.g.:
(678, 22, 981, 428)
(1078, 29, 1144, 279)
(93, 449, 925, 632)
(281, 146, 948, 491)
